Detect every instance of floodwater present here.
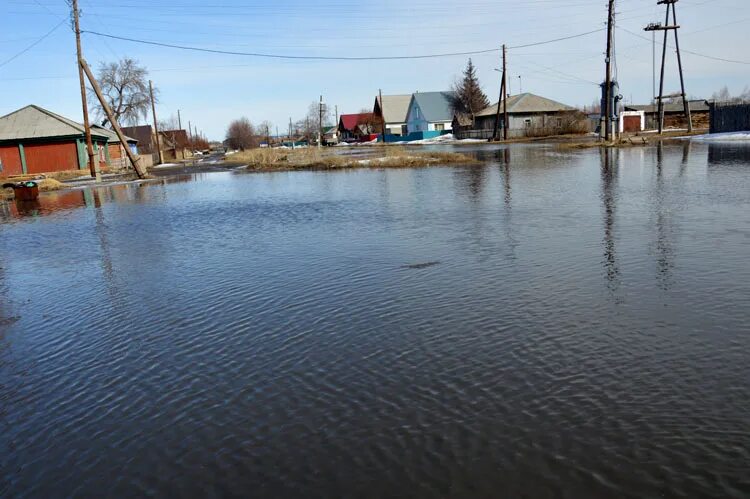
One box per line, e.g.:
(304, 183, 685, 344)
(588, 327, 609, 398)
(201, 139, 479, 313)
(1, 143, 749, 497)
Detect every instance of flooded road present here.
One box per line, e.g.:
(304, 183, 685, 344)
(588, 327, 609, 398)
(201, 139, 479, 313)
(1, 143, 749, 497)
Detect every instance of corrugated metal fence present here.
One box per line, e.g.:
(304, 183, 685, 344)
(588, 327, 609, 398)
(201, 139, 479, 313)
(709, 102, 750, 133)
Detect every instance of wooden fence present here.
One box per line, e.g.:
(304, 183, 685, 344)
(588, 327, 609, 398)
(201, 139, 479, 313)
(709, 102, 750, 133)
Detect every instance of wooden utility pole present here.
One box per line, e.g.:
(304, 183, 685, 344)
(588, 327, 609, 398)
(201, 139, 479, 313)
(604, 0, 615, 142)
(502, 45, 508, 141)
(379, 89, 387, 142)
(492, 48, 505, 141)
(645, 0, 691, 134)
(318, 95, 323, 148)
(149, 80, 162, 164)
(71, 0, 100, 182)
(177, 109, 182, 130)
(80, 59, 146, 179)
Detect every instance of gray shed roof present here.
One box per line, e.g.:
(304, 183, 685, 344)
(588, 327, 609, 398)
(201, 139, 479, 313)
(624, 99, 709, 113)
(0, 104, 109, 142)
(476, 93, 575, 117)
(91, 124, 137, 144)
(411, 91, 456, 122)
(375, 94, 411, 124)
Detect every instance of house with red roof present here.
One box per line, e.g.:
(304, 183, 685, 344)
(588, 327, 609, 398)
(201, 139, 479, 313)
(337, 112, 380, 142)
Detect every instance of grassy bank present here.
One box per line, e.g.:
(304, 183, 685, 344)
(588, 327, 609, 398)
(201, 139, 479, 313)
(225, 147, 478, 171)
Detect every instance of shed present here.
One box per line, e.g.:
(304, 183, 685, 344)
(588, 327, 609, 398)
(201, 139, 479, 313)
(0, 105, 110, 176)
(623, 99, 710, 130)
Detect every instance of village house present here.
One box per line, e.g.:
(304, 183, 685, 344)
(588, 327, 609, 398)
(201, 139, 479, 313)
(122, 125, 191, 162)
(91, 125, 139, 169)
(406, 91, 455, 134)
(338, 113, 378, 142)
(0, 105, 120, 176)
(623, 99, 710, 130)
(466, 93, 582, 139)
(373, 94, 411, 136)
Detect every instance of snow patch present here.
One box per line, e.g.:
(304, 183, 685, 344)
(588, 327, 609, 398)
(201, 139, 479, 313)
(686, 131, 750, 142)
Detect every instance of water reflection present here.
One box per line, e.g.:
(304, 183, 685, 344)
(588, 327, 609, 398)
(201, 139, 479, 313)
(600, 148, 620, 293)
(653, 142, 675, 290)
(708, 142, 750, 165)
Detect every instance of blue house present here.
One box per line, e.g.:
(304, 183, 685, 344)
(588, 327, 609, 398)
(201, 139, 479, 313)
(406, 91, 456, 134)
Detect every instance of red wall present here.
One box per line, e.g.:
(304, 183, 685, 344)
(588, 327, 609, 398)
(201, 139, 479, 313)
(108, 143, 122, 159)
(24, 142, 79, 174)
(0, 145, 23, 176)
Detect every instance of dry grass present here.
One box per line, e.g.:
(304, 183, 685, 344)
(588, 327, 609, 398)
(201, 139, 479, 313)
(226, 146, 478, 171)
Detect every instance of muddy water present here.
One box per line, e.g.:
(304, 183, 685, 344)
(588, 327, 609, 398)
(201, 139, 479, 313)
(1, 143, 749, 497)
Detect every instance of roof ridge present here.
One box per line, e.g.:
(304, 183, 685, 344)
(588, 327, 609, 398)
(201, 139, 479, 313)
(30, 104, 86, 134)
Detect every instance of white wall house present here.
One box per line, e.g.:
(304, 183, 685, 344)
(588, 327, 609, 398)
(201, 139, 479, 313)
(406, 91, 456, 134)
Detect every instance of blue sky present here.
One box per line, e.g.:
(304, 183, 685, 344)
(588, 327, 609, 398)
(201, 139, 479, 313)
(1, 0, 748, 139)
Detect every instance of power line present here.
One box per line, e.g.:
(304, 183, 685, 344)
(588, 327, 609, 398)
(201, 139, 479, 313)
(80, 27, 605, 61)
(0, 18, 67, 69)
(618, 26, 750, 65)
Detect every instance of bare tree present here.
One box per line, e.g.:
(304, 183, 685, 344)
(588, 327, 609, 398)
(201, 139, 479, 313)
(259, 120, 273, 145)
(357, 108, 382, 134)
(712, 85, 750, 103)
(91, 58, 152, 127)
(226, 118, 257, 151)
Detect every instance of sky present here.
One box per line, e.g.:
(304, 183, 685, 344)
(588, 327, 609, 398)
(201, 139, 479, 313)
(1, 0, 748, 140)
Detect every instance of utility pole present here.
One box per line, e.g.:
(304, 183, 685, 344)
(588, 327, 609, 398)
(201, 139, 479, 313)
(379, 89, 387, 142)
(645, 0, 692, 134)
(318, 95, 323, 148)
(71, 0, 100, 182)
(335, 105, 338, 127)
(149, 80, 162, 164)
(502, 45, 508, 141)
(652, 31, 656, 105)
(80, 58, 146, 178)
(604, 0, 615, 142)
(518, 75, 522, 94)
(492, 47, 505, 142)
(177, 109, 182, 130)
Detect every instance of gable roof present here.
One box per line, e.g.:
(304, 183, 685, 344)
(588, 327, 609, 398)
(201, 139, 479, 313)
(92, 124, 137, 144)
(0, 104, 109, 142)
(624, 99, 709, 113)
(375, 94, 411, 124)
(476, 93, 575, 117)
(339, 113, 373, 131)
(411, 91, 456, 122)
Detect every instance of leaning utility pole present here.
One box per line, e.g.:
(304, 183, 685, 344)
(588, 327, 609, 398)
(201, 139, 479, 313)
(71, 0, 100, 182)
(149, 80, 162, 164)
(604, 0, 615, 141)
(80, 58, 146, 179)
(645, 0, 692, 134)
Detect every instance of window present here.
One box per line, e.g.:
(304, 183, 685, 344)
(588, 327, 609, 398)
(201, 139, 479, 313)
(401, 125, 408, 136)
(435, 123, 445, 131)
(524, 119, 532, 129)
(556, 118, 563, 128)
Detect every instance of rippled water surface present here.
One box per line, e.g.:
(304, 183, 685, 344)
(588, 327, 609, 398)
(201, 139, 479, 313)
(1, 143, 749, 497)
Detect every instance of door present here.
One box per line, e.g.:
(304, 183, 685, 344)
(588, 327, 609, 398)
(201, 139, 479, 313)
(623, 115, 640, 133)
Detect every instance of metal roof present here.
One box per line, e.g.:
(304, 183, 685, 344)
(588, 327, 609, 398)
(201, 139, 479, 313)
(411, 91, 456, 122)
(339, 113, 373, 131)
(476, 93, 575, 117)
(375, 94, 411, 124)
(91, 124, 137, 144)
(0, 105, 109, 142)
(624, 99, 709, 113)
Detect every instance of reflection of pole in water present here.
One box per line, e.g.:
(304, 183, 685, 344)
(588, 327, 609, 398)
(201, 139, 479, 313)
(500, 148, 517, 260)
(653, 142, 674, 290)
(680, 140, 691, 175)
(600, 147, 620, 291)
(91, 190, 119, 302)
(503, 148, 511, 207)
